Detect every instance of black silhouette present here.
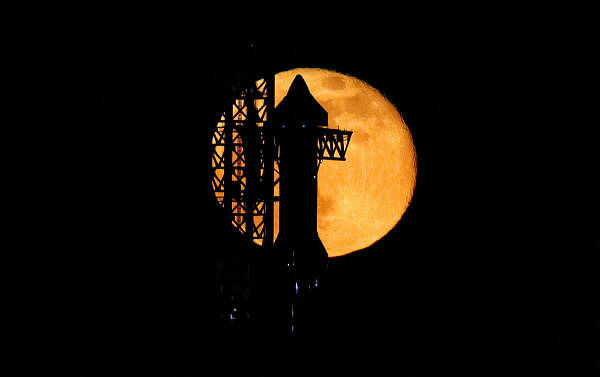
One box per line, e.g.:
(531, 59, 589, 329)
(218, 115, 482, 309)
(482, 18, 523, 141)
(212, 56, 353, 355)
(6, 8, 594, 377)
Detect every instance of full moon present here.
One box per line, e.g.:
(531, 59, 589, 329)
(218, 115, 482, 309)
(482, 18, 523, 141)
(274, 68, 417, 258)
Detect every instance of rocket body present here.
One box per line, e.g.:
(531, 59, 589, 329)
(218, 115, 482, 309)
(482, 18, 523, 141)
(273, 74, 329, 282)
(272, 75, 329, 338)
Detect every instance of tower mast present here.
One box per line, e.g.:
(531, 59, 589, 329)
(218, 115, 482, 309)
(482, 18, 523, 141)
(209, 51, 352, 338)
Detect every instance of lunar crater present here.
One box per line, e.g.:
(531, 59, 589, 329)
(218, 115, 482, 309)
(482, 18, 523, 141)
(321, 75, 347, 91)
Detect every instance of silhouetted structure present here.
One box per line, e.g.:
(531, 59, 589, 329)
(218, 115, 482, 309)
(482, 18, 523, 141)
(209, 47, 352, 341)
(272, 74, 351, 336)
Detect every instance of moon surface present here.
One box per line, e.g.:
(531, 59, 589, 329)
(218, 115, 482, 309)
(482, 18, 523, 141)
(274, 68, 417, 258)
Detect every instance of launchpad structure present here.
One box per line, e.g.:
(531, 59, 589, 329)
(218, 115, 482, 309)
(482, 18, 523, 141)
(209, 51, 352, 338)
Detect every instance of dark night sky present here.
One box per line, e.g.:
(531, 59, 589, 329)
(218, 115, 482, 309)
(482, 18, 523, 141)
(6, 4, 597, 377)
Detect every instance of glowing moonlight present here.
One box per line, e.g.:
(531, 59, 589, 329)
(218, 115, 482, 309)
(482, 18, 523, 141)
(274, 68, 417, 258)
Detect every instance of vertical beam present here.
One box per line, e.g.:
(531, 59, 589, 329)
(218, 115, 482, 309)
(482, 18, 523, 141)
(263, 73, 275, 249)
(245, 80, 257, 243)
(223, 89, 234, 227)
(208, 112, 215, 207)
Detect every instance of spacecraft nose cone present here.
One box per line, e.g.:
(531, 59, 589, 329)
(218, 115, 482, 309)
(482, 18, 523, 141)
(287, 74, 312, 99)
(275, 74, 328, 127)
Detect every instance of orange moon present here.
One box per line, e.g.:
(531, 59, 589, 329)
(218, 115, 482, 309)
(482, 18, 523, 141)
(274, 68, 417, 258)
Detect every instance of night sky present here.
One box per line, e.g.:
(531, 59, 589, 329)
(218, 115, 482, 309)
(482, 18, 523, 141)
(7, 4, 597, 377)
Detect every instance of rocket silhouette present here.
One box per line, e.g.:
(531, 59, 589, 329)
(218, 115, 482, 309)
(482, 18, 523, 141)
(273, 74, 328, 287)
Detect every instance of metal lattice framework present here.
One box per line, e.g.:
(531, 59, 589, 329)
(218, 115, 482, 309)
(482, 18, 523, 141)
(210, 76, 275, 247)
(210, 75, 352, 248)
(316, 128, 352, 160)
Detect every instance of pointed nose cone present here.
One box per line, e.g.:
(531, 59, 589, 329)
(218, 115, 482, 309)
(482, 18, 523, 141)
(274, 74, 328, 128)
(287, 74, 312, 98)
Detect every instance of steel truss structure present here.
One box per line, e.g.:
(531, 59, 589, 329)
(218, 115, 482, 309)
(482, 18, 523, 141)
(209, 72, 352, 248)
